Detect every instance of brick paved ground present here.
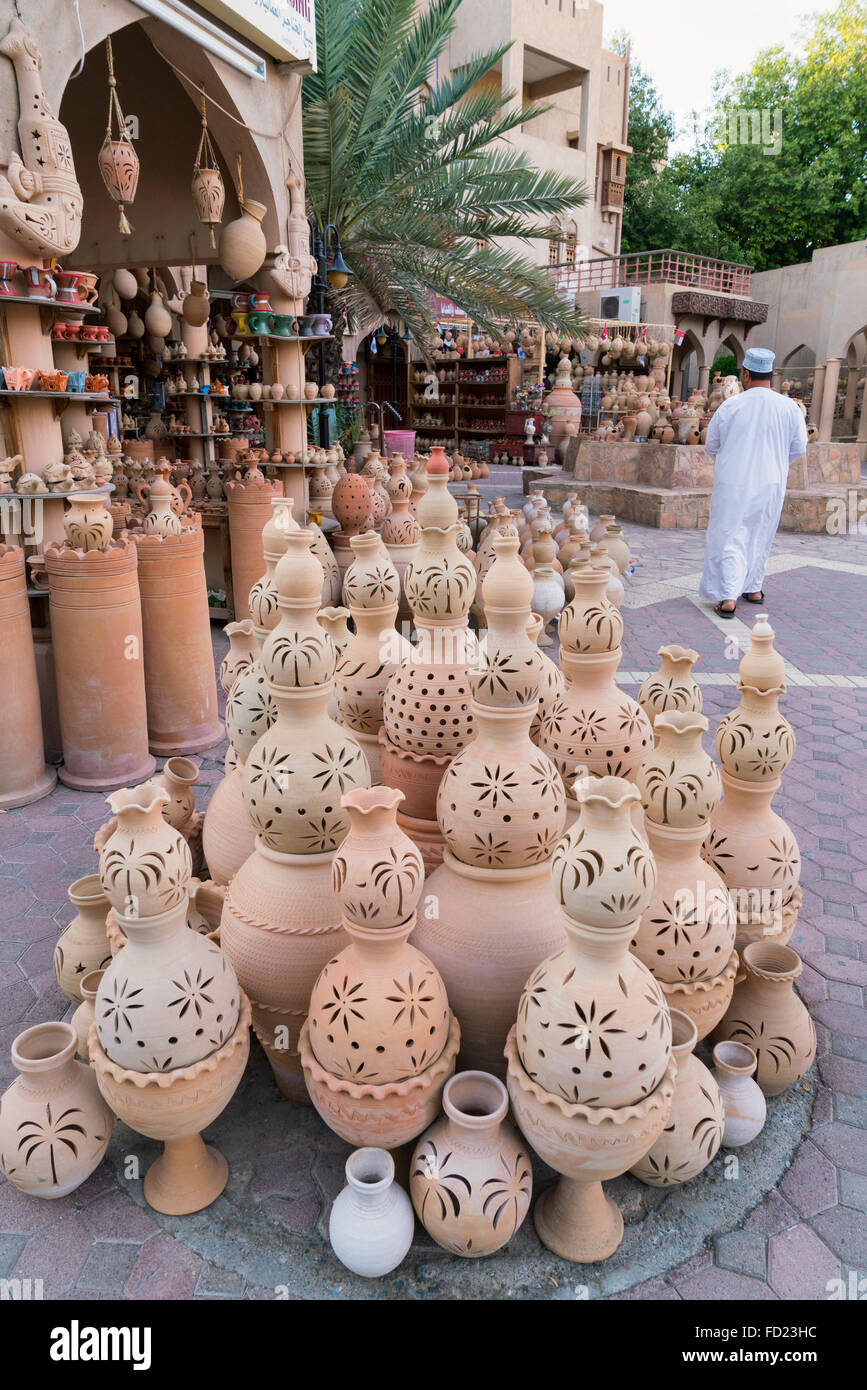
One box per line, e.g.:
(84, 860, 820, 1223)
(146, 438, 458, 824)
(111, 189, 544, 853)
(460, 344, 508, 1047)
(0, 478, 864, 1300)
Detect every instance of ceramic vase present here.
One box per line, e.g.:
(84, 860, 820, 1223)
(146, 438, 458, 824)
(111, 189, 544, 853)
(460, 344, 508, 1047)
(328, 1148, 415, 1277)
(712, 1041, 767, 1147)
(527, 612, 565, 748)
(630, 1010, 724, 1186)
(714, 943, 816, 1096)
(71, 970, 103, 1062)
(218, 200, 267, 280)
(54, 875, 113, 1003)
(220, 618, 259, 694)
(89, 995, 251, 1214)
(638, 645, 702, 733)
(63, 493, 113, 552)
(410, 1071, 532, 1256)
(0, 1022, 113, 1197)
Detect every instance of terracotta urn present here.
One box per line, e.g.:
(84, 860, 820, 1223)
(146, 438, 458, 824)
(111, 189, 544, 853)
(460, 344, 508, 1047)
(219, 618, 259, 694)
(329, 1148, 415, 1277)
(333, 473, 373, 540)
(527, 612, 565, 747)
(54, 874, 113, 1003)
(89, 994, 251, 1214)
(712, 1041, 767, 1147)
(136, 471, 187, 538)
(598, 522, 630, 574)
(218, 199, 267, 280)
(71, 970, 104, 1062)
(630, 1010, 724, 1186)
(154, 756, 199, 831)
(589, 513, 614, 543)
(714, 943, 816, 1096)
(704, 614, 801, 951)
(0, 1022, 113, 1198)
(530, 529, 564, 645)
(63, 492, 113, 552)
(410, 1070, 532, 1257)
(633, 713, 736, 1039)
(638, 645, 702, 733)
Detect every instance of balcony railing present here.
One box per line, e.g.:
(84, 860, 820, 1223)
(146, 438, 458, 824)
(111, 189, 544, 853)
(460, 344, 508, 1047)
(600, 181, 624, 208)
(547, 248, 753, 298)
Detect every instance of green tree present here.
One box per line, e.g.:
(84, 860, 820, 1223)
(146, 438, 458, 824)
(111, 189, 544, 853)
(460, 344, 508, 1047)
(302, 0, 590, 355)
(608, 33, 676, 254)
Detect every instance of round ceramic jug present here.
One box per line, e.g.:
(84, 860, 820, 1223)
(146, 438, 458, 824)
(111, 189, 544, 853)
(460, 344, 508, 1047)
(410, 1071, 532, 1256)
(630, 1010, 724, 1186)
(71, 970, 104, 1062)
(332, 473, 373, 538)
(335, 607, 412, 737)
(137, 474, 189, 537)
(638, 645, 702, 732)
(342, 531, 401, 610)
(98, 783, 193, 919)
(712, 1041, 767, 1146)
(54, 875, 113, 1003)
(219, 619, 259, 694)
(64, 492, 113, 552)
(329, 1148, 415, 1277)
(331, 787, 424, 929)
(0, 1022, 113, 1197)
(558, 565, 623, 654)
(714, 943, 816, 1096)
(154, 757, 199, 831)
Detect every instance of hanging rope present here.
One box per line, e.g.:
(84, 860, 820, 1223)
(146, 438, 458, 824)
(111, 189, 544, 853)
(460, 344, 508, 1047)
(235, 153, 246, 213)
(98, 34, 138, 236)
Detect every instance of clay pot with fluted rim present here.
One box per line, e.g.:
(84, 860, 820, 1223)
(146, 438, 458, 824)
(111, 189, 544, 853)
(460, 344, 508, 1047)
(0, 1022, 113, 1198)
(714, 942, 816, 1097)
(98, 783, 193, 920)
(70, 970, 104, 1062)
(630, 1010, 724, 1186)
(410, 1070, 532, 1256)
(638, 645, 702, 733)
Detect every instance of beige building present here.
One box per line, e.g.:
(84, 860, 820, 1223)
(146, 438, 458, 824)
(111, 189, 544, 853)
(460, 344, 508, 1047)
(429, 0, 631, 266)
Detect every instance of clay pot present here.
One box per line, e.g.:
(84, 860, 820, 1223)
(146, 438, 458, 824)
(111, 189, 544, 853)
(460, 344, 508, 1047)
(342, 530, 401, 611)
(0, 548, 56, 809)
(136, 472, 185, 538)
(89, 995, 251, 1214)
(527, 612, 565, 747)
(248, 497, 299, 635)
(411, 1071, 532, 1256)
(63, 492, 113, 552)
(224, 472, 279, 622)
(0, 1022, 113, 1198)
(218, 200, 268, 280)
(331, 787, 424, 929)
(589, 513, 614, 543)
(182, 280, 210, 328)
(71, 970, 104, 1061)
(202, 764, 256, 886)
(98, 782, 193, 919)
(53, 875, 112, 1003)
(638, 645, 702, 732)
(329, 1148, 415, 1277)
(219, 618, 259, 694)
(598, 523, 630, 574)
(714, 943, 816, 1097)
(712, 1041, 767, 1147)
(155, 756, 199, 830)
(144, 291, 172, 338)
(336, 596, 412, 747)
(630, 1010, 724, 1186)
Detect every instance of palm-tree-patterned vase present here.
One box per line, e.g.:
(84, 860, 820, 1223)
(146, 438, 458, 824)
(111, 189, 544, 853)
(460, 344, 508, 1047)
(713, 943, 816, 1097)
(630, 1009, 724, 1186)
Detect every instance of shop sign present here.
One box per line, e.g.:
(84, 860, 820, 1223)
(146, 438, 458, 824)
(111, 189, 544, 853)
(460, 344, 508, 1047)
(428, 293, 468, 323)
(198, 0, 318, 67)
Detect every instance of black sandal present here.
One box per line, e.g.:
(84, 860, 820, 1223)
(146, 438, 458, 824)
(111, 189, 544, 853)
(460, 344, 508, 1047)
(741, 591, 765, 604)
(714, 602, 737, 619)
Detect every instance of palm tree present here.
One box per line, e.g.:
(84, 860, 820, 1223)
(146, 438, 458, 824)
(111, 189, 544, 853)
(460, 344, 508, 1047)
(303, 0, 589, 357)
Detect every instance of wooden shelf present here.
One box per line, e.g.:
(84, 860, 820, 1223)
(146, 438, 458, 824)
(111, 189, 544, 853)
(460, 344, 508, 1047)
(0, 389, 114, 402)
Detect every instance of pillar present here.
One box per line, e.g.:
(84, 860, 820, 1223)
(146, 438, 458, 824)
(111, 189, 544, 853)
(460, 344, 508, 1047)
(772, 370, 782, 393)
(698, 366, 710, 392)
(809, 364, 826, 425)
(843, 361, 860, 431)
(133, 528, 223, 755)
(0, 545, 56, 808)
(46, 539, 154, 791)
(817, 357, 841, 442)
(225, 473, 280, 620)
(502, 40, 524, 120)
(857, 379, 867, 444)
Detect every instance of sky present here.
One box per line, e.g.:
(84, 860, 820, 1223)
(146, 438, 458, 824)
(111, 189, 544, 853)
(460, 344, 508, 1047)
(602, 0, 841, 150)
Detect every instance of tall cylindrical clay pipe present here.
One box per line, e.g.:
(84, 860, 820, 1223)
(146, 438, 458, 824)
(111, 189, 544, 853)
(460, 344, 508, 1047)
(0, 545, 56, 808)
(224, 473, 279, 621)
(45, 538, 155, 791)
(133, 529, 222, 755)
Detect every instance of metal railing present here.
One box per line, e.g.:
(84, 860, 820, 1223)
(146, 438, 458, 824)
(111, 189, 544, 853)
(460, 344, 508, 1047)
(548, 248, 754, 298)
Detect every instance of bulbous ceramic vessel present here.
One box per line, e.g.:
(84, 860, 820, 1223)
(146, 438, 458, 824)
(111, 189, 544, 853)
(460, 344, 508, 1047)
(712, 1041, 767, 1147)
(410, 1071, 532, 1257)
(630, 1010, 724, 1186)
(71, 970, 103, 1062)
(329, 1148, 415, 1278)
(714, 943, 816, 1097)
(638, 645, 702, 732)
(98, 784, 193, 920)
(331, 787, 424, 929)
(54, 874, 112, 1003)
(64, 492, 113, 552)
(0, 1022, 113, 1198)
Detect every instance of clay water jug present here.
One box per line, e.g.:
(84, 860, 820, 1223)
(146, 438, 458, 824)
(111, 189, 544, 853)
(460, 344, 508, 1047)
(714, 943, 816, 1097)
(219, 619, 259, 694)
(638, 645, 702, 732)
(329, 1148, 415, 1277)
(712, 1041, 766, 1146)
(63, 493, 113, 552)
(630, 1010, 724, 1186)
(54, 875, 113, 1003)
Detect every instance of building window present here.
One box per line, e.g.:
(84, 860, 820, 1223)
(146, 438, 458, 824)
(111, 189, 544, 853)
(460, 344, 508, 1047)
(617, 69, 621, 85)
(607, 66, 611, 81)
(548, 238, 560, 265)
(475, 238, 486, 253)
(565, 235, 577, 267)
(615, 156, 622, 177)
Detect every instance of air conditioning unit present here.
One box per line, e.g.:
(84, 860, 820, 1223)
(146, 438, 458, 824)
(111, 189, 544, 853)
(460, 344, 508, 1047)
(599, 287, 641, 323)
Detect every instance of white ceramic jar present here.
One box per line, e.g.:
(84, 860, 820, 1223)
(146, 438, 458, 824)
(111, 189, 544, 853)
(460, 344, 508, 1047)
(328, 1147, 415, 1278)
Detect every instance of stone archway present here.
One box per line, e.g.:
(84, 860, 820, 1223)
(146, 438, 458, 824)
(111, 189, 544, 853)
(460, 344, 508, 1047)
(840, 326, 867, 435)
(672, 327, 706, 399)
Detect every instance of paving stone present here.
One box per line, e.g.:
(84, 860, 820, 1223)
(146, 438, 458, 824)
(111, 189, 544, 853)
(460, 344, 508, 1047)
(809, 1206, 867, 1268)
(779, 1140, 838, 1216)
(82, 1189, 161, 1243)
(838, 1170, 867, 1214)
(608, 1276, 680, 1300)
(829, 982, 863, 1004)
(743, 1190, 800, 1237)
(833, 1093, 867, 1128)
(676, 1267, 778, 1300)
(668, 1248, 713, 1286)
(767, 1223, 840, 1299)
(819, 1055, 867, 1095)
(77, 1241, 142, 1292)
(713, 1229, 767, 1279)
(262, 1193, 321, 1234)
(125, 1233, 201, 1300)
(250, 1147, 316, 1200)
(11, 1211, 94, 1298)
(0, 1177, 78, 1234)
(196, 1260, 247, 1297)
(0, 1231, 27, 1276)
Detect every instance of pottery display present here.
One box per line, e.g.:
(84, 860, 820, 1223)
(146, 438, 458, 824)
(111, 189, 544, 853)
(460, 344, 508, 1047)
(712, 1041, 767, 1147)
(329, 1148, 415, 1278)
(714, 943, 816, 1097)
(630, 1010, 724, 1186)
(638, 645, 702, 732)
(89, 994, 251, 1214)
(537, 566, 652, 802)
(704, 614, 801, 951)
(410, 1071, 532, 1256)
(54, 874, 112, 1003)
(71, 970, 104, 1062)
(0, 1022, 113, 1198)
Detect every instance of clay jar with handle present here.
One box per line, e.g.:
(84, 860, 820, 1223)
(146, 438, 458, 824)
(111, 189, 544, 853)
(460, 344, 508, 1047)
(137, 471, 187, 538)
(329, 1148, 415, 1278)
(638, 645, 702, 734)
(410, 1070, 532, 1257)
(713, 942, 816, 1097)
(630, 1010, 724, 1187)
(0, 1022, 113, 1197)
(154, 756, 199, 831)
(63, 492, 113, 552)
(54, 874, 113, 1003)
(712, 1041, 767, 1146)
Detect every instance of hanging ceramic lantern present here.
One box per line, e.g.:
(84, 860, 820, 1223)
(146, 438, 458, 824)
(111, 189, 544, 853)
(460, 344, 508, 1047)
(191, 93, 225, 250)
(113, 268, 137, 301)
(218, 156, 267, 281)
(97, 37, 139, 236)
(144, 280, 172, 338)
